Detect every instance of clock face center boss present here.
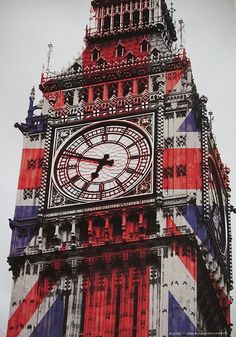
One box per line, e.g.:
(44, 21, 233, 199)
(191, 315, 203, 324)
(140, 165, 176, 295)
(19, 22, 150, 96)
(52, 120, 153, 202)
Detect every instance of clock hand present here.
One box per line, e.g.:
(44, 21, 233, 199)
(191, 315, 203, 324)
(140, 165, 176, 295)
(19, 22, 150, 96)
(63, 151, 113, 165)
(91, 154, 114, 181)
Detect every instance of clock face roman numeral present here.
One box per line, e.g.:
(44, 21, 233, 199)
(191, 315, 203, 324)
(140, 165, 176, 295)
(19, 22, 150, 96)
(115, 178, 125, 191)
(82, 134, 93, 146)
(130, 154, 140, 160)
(82, 181, 90, 191)
(70, 174, 80, 183)
(99, 183, 104, 200)
(102, 126, 108, 142)
(125, 167, 142, 175)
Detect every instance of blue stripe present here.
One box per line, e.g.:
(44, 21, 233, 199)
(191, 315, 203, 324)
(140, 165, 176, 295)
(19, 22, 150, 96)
(10, 224, 37, 256)
(177, 110, 200, 132)
(14, 206, 38, 220)
(168, 291, 197, 336)
(30, 295, 64, 337)
(181, 205, 213, 254)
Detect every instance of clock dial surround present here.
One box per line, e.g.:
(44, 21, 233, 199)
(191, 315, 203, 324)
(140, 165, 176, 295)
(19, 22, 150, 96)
(52, 120, 153, 203)
(208, 163, 228, 256)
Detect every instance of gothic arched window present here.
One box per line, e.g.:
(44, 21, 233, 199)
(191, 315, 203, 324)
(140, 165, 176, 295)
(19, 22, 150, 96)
(79, 87, 89, 103)
(114, 13, 120, 30)
(126, 52, 135, 63)
(141, 40, 149, 52)
(93, 217, 105, 238)
(64, 90, 74, 105)
(123, 80, 133, 96)
(71, 61, 81, 73)
(111, 215, 122, 236)
(91, 48, 100, 62)
(133, 10, 139, 27)
(78, 219, 88, 242)
(104, 15, 111, 32)
(93, 85, 103, 99)
(123, 12, 130, 28)
(138, 78, 148, 94)
(151, 48, 159, 58)
(143, 8, 149, 25)
(97, 57, 107, 68)
(108, 83, 118, 98)
(116, 43, 125, 57)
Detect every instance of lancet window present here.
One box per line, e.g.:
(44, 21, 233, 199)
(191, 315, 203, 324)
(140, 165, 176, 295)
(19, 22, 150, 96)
(97, 57, 107, 67)
(141, 39, 150, 52)
(108, 83, 118, 98)
(114, 13, 120, 30)
(93, 85, 103, 99)
(142, 8, 149, 25)
(151, 48, 159, 58)
(91, 48, 100, 62)
(123, 80, 133, 96)
(138, 78, 148, 94)
(116, 43, 125, 57)
(104, 15, 111, 32)
(79, 88, 89, 103)
(133, 10, 140, 27)
(126, 52, 135, 63)
(123, 12, 130, 28)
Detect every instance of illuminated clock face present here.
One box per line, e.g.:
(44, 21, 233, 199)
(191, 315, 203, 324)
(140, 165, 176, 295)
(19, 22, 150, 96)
(209, 167, 227, 255)
(53, 121, 152, 202)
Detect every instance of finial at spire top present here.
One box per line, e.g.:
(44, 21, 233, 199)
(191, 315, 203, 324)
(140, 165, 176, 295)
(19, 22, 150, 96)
(170, 2, 176, 20)
(46, 43, 53, 74)
(178, 19, 185, 49)
(30, 86, 35, 101)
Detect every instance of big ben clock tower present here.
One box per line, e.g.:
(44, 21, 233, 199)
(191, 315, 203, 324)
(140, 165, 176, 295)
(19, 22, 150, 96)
(7, 1, 233, 336)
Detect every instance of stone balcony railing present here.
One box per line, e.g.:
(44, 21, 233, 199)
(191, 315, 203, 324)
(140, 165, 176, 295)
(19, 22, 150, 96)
(41, 50, 188, 89)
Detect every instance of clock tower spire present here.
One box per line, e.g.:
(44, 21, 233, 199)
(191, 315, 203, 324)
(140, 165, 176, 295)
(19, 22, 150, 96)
(7, 1, 233, 336)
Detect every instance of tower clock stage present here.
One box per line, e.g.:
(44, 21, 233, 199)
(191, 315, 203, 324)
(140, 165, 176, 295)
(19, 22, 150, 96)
(6, 0, 233, 337)
(50, 116, 154, 207)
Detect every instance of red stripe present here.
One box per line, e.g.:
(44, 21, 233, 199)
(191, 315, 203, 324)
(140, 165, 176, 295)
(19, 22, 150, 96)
(163, 148, 202, 190)
(166, 70, 184, 95)
(18, 148, 44, 189)
(167, 216, 197, 280)
(212, 280, 231, 325)
(83, 266, 150, 337)
(7, 256, 65, 337)
(44, 91, 65, 110)
(7, 279, 51, 337)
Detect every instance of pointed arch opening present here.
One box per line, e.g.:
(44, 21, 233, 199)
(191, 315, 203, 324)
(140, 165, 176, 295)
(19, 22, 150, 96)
(104, 15, 111, 32)
(91, 48, 100, 62)
(79, 87, 89, 103)
(71, 61, 81, 73)
(93, 85, 103, 99)
(141, 39, 150, 52)
(142, 8, 149, 25)
(114, 13, 120, 30)
(97, 57, 107, 68)
(133, 10, 140, 27)
(123, 12, 130, 28)
(151, 48, 160, 58)
(108, 83, 118, 98)
(116, 43, 125, 57)
(138, 78, 148, 94)
(126, 52, 135, 63)
(123, 80, 133, 96)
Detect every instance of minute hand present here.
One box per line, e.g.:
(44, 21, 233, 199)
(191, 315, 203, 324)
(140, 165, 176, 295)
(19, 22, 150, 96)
(63, 151, 106, 164)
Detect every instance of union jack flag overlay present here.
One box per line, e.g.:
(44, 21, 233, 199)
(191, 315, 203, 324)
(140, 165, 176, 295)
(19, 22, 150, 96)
(7, 0, 232, 335)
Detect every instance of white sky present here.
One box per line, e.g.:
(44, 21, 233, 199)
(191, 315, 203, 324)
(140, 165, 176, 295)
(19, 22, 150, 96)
(0, 0, 235, 335)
